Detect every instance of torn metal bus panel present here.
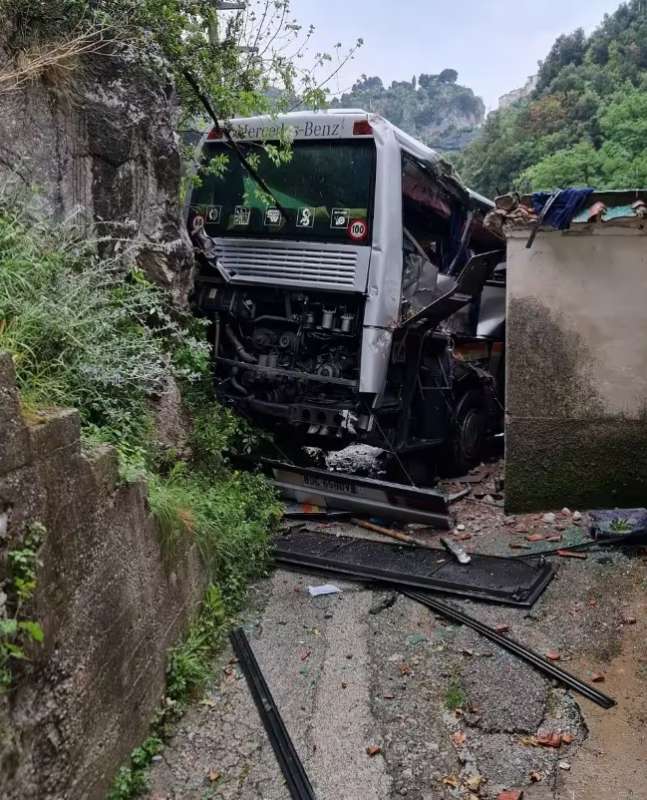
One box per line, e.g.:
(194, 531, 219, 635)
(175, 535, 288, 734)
(274, 530, 554, 607)
(230, 628, 317, 800)
(188, 110, 505, 474)
(267, 459, 451, 528)
(405, 593, 616, 710)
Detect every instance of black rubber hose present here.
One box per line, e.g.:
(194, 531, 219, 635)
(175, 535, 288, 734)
(225, 325, 257, 364)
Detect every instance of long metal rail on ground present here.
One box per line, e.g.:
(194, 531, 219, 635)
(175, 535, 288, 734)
(510, 530, 647, 559)
(264, 459, 451, 528)
(405, 592, 616, 710)
(230, 628, 317, 800)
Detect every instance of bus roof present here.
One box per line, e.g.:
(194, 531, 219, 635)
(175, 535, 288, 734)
(206, 110, 493, 212)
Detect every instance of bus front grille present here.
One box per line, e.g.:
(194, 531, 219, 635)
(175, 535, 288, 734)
(213, 239, 361, 289)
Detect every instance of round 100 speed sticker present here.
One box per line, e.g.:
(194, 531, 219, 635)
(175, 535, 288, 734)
(348, 218, 368, 241)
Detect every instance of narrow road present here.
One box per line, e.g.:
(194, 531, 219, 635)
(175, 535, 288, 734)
(147, 478, 647, 800)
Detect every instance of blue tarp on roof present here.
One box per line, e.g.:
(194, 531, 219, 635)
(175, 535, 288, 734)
(532, 189, 595, 230)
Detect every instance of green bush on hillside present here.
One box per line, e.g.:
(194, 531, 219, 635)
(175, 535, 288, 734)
(0, 208, 208, 447)
(0, 203, 279, 591)
(456, 0, 647, 194)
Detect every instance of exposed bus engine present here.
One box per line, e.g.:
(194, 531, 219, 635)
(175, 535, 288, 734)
(189, 111, 505, 473)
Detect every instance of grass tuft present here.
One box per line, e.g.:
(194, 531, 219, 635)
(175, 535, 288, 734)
(445, 676, 467, 711)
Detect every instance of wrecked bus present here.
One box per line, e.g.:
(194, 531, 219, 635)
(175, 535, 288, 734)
(188, 110, 505, 474)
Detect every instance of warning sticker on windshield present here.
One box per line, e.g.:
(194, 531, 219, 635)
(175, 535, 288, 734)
(331, 208, 350, 229)
(264, 208, 283, 227)
(233, 206, 251, 227)
(348, 219, 368, 241)
(296, 207, 315, 228)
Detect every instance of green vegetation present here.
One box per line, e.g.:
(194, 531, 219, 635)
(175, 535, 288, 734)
(333, 71, 485, 151)
(0, 522, 45, 691)
(108, 587, 229, 800)
(0, 203, 280, 576)
(148, 465, 278, 590)
(107, 736, 164, 800)
(609, 518, 633, 533)
(0, 203, 281, 795)
(457, 1, 647, 195)
(165, 586, 228, 704)
(444, 675, 467, 711)
(0, 208, 206, 449)
(1, 0, 362, 124)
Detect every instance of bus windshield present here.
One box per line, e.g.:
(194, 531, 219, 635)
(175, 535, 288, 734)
(190, 139, 375, 246)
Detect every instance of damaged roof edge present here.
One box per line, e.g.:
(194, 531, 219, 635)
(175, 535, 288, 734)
(527, 188, 647, 227)
(391, 123, 494, 213)
(486, 188, 647, 237)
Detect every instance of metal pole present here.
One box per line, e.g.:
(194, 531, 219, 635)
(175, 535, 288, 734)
(230, 628, 317, 800)
(405, 592, 616, 710)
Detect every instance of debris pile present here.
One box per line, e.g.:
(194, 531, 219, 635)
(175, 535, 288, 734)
(484, 193, 537, 235)
(228, 449, 646, 799)
(484, 189, 647, 238)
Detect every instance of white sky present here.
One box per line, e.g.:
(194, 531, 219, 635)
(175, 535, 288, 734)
(291, 0, 625, 110)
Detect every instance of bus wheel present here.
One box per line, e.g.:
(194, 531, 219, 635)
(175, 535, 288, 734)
(444, 393, 487, 476)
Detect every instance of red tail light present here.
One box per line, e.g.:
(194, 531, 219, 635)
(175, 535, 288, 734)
(207, 127, 223, 140)
(353, 120, 373, 136)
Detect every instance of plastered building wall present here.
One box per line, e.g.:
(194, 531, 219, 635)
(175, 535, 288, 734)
(505, 225, 647, 512)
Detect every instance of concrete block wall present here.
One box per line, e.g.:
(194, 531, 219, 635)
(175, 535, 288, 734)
(0, 353, 204, 799)
(504, 225, 647, 512)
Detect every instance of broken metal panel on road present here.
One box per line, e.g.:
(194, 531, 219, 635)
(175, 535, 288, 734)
(274, 530, 554, 607)
(405, 592, 616, 710)
(230, 628, 317, 800)
(267, 459, 451, 528)
(283, 509, 353, 522)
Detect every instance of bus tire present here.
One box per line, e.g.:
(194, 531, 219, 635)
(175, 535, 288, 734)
(442, 391, 487, 477)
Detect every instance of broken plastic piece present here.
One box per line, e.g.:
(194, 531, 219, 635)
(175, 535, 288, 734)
(441, 537, 472, 565)
(308, 584, 341, 597)
(557, 550, 587, 560)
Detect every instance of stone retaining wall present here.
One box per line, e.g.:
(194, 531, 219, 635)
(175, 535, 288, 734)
(0, 353, 204, 799)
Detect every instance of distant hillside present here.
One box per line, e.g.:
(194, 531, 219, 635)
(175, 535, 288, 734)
(331, 71, 485, 152)
(456, 0, 647, 196)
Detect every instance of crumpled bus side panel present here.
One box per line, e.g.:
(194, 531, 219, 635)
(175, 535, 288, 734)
(359, 118, 403, 394)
